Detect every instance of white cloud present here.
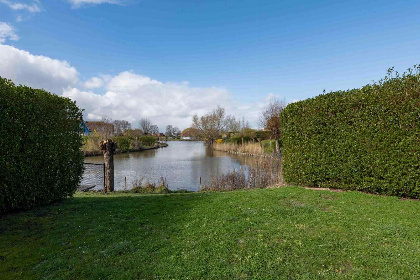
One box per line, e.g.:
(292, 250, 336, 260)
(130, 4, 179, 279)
(0, 45, 274, 130)
(0, 0, 40, 13)
(64, 71, 231, 129)
(0, 44, 79, 94)
(84, 76, 104, 89)
(0, 22, 19, 43)
(68, 0, 122, 8)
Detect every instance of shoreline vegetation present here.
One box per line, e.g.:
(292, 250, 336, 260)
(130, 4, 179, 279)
(212, 140, 279, 157)
(82, 133, 168, 157)
(83, 142, 168, 157)
(120, 154, 283, 194)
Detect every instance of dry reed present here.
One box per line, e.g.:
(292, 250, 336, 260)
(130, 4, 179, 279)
(213, 142, 264, 155)
(201, 158, 283, 192)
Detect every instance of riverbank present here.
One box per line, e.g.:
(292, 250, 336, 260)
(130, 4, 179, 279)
(84, 142, 168, 157)
(212, 141, 279, 158)
(1, 187, 419, 279)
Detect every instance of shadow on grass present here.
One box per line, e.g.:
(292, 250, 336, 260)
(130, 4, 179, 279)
(0, 192, 220, 279)
(1, 188, 420, 279)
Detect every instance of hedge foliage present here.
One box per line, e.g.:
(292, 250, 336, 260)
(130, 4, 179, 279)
(0, 77, 84, 213)
(281, 68, 420, 198)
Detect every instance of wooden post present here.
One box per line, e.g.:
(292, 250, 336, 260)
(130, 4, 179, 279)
(100, 139, 117, 193)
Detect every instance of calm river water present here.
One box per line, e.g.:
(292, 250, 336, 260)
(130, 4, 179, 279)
(84, 141, 267, 191)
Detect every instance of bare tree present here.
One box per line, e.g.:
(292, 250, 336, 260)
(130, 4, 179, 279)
(241, 117, 251, 130)
(140, 118, 152, 135)
(172, 127, 181, 138)
(224, 115, 241, 132)
(113, 120, 131, 135)
(102, 116, 113, 123)
(259, 98, 286, 154)
(150, 125, 159, 135)
(192, 106, 226, 145)
(165, 125, 173, 138)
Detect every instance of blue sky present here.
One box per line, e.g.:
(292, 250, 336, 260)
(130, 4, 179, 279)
(1, 0, 420, 129)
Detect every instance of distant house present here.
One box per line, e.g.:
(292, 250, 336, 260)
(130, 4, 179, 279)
(85, 121, 115, 138)
(152, 133, 166, 140)
(181, 127, 200, 140)
(80, 121, 92, 136)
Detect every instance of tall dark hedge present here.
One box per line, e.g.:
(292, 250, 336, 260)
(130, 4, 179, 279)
(0, 77, 84, 213)
(281, 68, 420, 198)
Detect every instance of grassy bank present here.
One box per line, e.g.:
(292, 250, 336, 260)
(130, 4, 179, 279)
(84, 142, 168, 157)
(1, 187, 419, 279)
(83, 134, 167, 157)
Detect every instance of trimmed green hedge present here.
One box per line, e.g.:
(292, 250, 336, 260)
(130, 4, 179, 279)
(0, 77, 84, 213)
(281, 68, 420, 198)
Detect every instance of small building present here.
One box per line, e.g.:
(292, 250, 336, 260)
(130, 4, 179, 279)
(181, 127, 200, 140)
(80, 121, 92, 136)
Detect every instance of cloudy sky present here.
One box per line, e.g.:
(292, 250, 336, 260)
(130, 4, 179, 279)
(1, 0, 420, 130)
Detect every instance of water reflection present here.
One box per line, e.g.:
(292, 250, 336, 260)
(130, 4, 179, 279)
(84, 141, 279, 191)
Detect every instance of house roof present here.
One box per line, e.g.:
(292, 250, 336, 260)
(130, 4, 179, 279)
(85, 121, 114, 134)
(80, 121, 91, 134)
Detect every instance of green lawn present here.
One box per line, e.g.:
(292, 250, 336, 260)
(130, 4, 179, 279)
(1, 187, 419, 279)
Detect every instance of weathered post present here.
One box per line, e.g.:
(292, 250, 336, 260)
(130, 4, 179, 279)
(100, 139, 117, 193)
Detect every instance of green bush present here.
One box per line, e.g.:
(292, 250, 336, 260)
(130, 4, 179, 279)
(0, 77, 84, 213)
(281, 68, 420, 198)
(229, 135, 252, 144)
(262, 139, 277, 154)
(255, 130, 271, 141)
(138, 136, 156, 147)
(112, 136, 131, 152)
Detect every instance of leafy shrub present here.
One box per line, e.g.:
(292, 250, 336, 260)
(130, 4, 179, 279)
(281, 67, 420, 198)
(138, 136, 156, 147)
(112, 136, 131, 152)
(262, 139, 277, 154)
(229, 135, 252, 145)
(0, 77, 84, 213)
(255, 130, 271, 141)
(82, 131, 101, 154)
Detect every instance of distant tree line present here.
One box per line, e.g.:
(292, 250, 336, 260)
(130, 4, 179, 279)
(191, 99, 285, 154)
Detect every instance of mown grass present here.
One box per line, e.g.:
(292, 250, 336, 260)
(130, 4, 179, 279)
(1, 187, 419, 279)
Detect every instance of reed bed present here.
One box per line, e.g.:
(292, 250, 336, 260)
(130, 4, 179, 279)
(130, 177, 170, 194)
(213, 142, 264, 155)
(201, 158, 283, 192)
